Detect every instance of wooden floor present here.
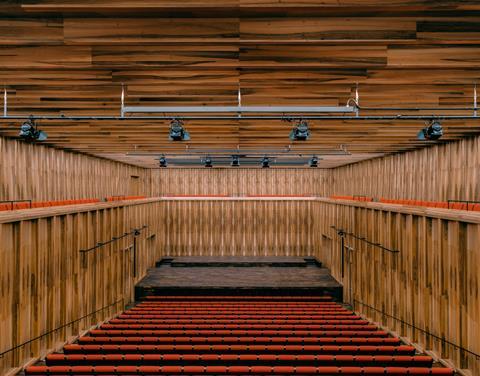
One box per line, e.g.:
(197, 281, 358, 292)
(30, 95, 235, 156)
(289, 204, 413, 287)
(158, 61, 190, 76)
(135, 257, 343, 301)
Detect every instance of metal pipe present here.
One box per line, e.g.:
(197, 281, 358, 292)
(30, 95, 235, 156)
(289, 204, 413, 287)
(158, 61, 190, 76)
(1, 115, 480, 121)
(127, 149, 350, 156)
(475, 84, 477, 117)
(120, 85, 125, 118)
(3, 88, 6, 118)
(132, 236, 137, 278)
(122, 105, 357, 114)
(355, 105, 479, 112)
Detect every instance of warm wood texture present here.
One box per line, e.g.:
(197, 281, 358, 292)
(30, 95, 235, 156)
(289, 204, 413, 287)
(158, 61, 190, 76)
(150, 168, 331, 196)
(0, 1, 479, 167)
(0, 136, 148, 201)
(1, 197, 479, 374)
(315, 198, 480, 375)
(157, 199, 316, 257)
(331, 135, 480, 201)
(0, 199, 162, 375)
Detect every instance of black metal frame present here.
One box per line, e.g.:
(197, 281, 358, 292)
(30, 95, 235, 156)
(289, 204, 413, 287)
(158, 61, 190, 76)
(331, 225, 399, 254)
(353, 299, 480, 360)
(0, 298, 124, 358)
(79, 225, 148, 254)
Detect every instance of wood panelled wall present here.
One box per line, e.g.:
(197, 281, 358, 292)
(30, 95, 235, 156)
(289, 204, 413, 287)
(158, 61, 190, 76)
(157, 199, 316, 256)
(0, 198, 317, 374)
(150, 169, 330, 196)
(315, 199, 480, 374)
(1, 197, 479, 374)
(331, 135, 480, 201)
(0, 136, 148, 201)
(0, 200, 162, 375)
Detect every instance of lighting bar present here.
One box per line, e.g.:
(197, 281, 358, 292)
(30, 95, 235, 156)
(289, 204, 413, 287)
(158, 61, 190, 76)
(122, 105, 357, 114)
(1, 115, 479, 121)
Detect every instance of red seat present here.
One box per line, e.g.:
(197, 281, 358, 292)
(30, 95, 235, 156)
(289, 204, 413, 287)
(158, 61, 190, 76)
(450, 202, 467, 210)
(24, 296, 453, 376)
(0, 203, 11, 211)
(25, 365, 454, 375)
(13, 202, 30, 210)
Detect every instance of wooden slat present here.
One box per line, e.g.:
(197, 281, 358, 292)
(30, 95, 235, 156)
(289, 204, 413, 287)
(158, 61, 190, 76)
(0, 4, 479, 167)
(315, 199, 480, 374)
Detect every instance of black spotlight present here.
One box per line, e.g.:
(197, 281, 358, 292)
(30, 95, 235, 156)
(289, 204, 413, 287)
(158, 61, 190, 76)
(159, 156, 167, 168)
(261, 156, 270, 168)
(309, 156, 319, 168)
(19, 118, 48, 142)
(168, 119, 190, 141)
(417, 120, 443, 141)
(231, 155, 240, 167)
(204, 156, 213, 168)
(289, 119, 310, 141)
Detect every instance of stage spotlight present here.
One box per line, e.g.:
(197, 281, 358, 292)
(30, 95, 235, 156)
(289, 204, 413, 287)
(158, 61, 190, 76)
(204, 156, 213, 168)
(231, 155, 240, 167)
(159, 156, 167, 168)
(417, 120, 443, 141)
(19, 118, 48, 142)
(261, 156, 270, 168)
(168, 119, 190, 141)
(309, 156, 319, 168)
(289, 119, 310, 141)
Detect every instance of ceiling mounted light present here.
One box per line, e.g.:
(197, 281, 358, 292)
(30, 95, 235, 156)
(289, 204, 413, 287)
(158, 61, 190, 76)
(261, 156, 270, 168)
(231, 155, 240, 167)
(158, 156, 167, 168)
(309, 156, 319, 168)
(289, 119, 310, 141)
(168, 119, 190, 141)
(19, 117, 48, 142)
(417, 120, 443, 141)
(204, 156, 213, 168)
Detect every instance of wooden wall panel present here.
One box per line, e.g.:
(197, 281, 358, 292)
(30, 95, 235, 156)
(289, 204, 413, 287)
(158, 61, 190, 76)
(331, 135, 480, 201)
(150, 168, 331, 196)
(0, 136, 148, 201)
(1, 197, 479, 374)
(315, 199, 480, 374)
(0, 200, 162, 375)
(156, 199, 316, 257)
(1, 5, 480, 167)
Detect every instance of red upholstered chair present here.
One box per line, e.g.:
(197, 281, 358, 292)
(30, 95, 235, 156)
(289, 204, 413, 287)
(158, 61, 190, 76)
(0, 203, 11, 211)
(13, 202, 30, 210)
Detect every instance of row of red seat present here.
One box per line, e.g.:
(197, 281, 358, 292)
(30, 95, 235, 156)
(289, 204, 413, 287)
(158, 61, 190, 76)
(25, 295, 453, 375)
(379, 199, 480, 211)
(330, 196, 480, 211)
(106, 196, 147, 201)
(330, 195, 374, 202)
(0, 199, 100, 211)
(26, 365, 454, 374)
(0, 196, 148, 212)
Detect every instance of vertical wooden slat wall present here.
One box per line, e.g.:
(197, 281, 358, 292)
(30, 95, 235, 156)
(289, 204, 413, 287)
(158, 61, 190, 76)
(150, 168, 331, 196)
(156, 199, 316, 257)
(0, 137, 148, 201)
(331, 136, 480, 201)
(314, 199, 480, 374)
(0, 201, 162, 375)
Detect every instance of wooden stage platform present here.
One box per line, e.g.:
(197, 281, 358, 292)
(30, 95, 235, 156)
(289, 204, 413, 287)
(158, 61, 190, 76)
(135, 257, 343, 301)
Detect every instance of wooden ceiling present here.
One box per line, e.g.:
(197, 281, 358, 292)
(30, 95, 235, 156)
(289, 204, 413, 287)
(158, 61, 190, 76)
(0, 0, 479, 168)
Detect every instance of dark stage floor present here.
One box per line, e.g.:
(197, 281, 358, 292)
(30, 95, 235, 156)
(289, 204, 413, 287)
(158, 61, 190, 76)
(135, 257, 343, 301)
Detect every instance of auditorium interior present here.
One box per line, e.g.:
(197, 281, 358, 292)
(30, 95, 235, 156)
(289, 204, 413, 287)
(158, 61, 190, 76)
(0, 1, 479, 375)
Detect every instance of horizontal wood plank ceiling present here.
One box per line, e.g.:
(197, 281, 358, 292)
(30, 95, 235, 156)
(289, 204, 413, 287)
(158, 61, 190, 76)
(0, 0, 479, 167)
